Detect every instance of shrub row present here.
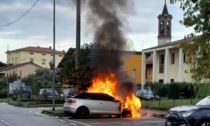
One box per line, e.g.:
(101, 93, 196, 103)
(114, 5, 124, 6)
(146, 82, 210, 99)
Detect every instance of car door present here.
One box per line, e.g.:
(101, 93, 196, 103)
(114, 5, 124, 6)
(97, 94, 121, 114)
(84, 93, 100, 114)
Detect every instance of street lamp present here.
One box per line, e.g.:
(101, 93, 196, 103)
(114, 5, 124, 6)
(52, 0, 56, 111)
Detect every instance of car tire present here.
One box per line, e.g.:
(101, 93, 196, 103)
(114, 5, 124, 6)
(75, 107, 89, 119)
(122, 109, 131, 118)
(198, 120, 210, 126)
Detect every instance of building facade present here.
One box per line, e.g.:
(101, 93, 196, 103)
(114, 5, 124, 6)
(6, 46, 64, 68)
(141, 2, 195, 89)
(0, 62, 42, 78)
(122, 51, 143, 85)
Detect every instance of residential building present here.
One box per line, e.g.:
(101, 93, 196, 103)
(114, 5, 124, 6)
(122, 51, 143, 85)
(0, 62, 42, 78)
(6, 46, 65, 68)
(142, 2, 195, 88)
(0, 61, 7, 79)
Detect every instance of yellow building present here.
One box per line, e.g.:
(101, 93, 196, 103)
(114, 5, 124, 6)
(6, 46, 65, 68)
(122, 51, 143, 85)
(0, 62, 42, 78)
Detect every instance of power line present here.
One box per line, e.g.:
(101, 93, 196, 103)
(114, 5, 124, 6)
(0, 0, 40, 27)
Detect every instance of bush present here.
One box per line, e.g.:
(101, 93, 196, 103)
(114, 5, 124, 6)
(0, 88, 7, 98)
(196, 84, 210, 98)
(167, 83, 180, 99)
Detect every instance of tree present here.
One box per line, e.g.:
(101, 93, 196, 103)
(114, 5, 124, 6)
(22, 68, 53, 94)
(170, 0, 210, 81)
(58, 43, 93, 91)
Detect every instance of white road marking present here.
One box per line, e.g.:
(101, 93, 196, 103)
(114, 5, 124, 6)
(1, 120, 12, 126)
(70, 123, 77, 125)
(67, 119, 92, 126)
(59, 119, 66, 123)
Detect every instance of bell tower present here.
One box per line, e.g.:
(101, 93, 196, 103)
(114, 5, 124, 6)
(158, 1, 172, 45)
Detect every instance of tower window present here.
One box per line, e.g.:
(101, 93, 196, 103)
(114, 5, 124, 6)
(167, 21, 170, 33)
(160, 21, 164, 33)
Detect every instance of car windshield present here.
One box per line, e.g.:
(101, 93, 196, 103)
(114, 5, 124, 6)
(196, 96, 210, 106)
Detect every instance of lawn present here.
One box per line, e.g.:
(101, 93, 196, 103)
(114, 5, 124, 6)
(141, 98, 202, 110)
(0, 97, 202, 111)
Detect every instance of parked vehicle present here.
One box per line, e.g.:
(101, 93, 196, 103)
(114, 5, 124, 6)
(136, 89, 159, 100)
(63, 92, 129, 118)
(39, 88, 59, 98)
(165, 95, 210, 126)
(21, 86, 32, 94)
(62, 88, 76, 98)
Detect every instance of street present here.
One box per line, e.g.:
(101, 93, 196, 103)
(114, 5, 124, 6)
(0, 102, 165, 126)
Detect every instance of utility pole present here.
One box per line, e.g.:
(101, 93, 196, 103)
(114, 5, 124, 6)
(75, 0, 81, 94)
(52, 0, 56, 111)
(75, 0, 81, 70)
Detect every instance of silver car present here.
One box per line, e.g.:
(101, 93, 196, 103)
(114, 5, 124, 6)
(63, 92, 123, 118)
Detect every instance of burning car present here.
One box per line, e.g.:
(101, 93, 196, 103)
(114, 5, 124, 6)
(63, 92, 129, 118)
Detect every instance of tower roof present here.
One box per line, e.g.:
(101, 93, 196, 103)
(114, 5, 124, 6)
(162, 3, 169, 15)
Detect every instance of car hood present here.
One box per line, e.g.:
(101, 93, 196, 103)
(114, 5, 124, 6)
(169, 105, 199, 112)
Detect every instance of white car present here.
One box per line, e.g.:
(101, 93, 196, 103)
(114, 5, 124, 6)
(63, 92, 125, 118)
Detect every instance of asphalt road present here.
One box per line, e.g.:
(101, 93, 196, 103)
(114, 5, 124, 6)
(0, 102, 165, 126)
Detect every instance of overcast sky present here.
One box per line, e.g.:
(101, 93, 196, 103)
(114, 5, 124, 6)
(0, 0, 194, 63)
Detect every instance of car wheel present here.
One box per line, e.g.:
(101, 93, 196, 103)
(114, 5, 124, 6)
(75, 107, 89, 119)
(122, 109, 131, 118)
(198, 120, 210, 126)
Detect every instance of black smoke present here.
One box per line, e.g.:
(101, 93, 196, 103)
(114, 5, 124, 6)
(85, 0, 134, 75)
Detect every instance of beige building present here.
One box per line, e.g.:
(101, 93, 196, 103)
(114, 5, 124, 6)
(141, 3, 195, 88)
(0, 62, 42, 78)
(6, 46, 65, 68)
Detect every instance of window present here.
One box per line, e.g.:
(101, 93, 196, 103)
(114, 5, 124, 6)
(30, 52, 34, 55)
(171, 53, 175, 64)
(159, 79, 164, 84)
(42, 54, 46, 56)
(29, 58, 34, 62)
(183, 53, 186, 63)
(159, 54, 164, 73)
(15, 58, 17, 64)
(59, 55, 63, 57)
(170, 79, 174, 83)
(167, 21, 170, 33)
(42, 59, 46, 65)
(160, 21, 164, 34)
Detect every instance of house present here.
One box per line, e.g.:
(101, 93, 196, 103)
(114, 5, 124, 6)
(141, 2, 195, 88)
(121, 51, 143, 85)
(0, 61, 6, 68)
(0, 62, 42, 78)
(6, 46, 65, 69)
(0, 61, 7, 79)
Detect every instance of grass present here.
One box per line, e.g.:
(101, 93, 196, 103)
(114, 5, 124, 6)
(141, 98, 202, 110)
(0, 97, 202, 113)
(42, 109, 65, 117)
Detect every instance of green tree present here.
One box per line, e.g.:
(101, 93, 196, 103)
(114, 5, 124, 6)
(58, 43, 93, 91)
(170, 0, 210, 81)
(22, 68, 52, 94)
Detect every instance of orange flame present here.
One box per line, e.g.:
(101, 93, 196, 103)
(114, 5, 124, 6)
(87, 72, 141, 118)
